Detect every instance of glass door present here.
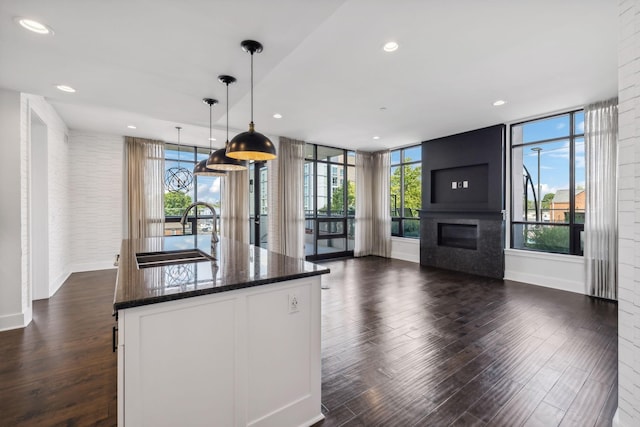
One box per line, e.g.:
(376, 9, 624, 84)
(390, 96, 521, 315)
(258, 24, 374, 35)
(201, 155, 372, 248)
(249, 161, 268, 249)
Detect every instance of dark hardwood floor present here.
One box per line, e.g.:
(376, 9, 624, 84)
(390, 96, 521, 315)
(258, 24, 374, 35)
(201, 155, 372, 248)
(315, 258, 617, 427)
(0, 270, 118, 426)
(0, 257, 617, 427)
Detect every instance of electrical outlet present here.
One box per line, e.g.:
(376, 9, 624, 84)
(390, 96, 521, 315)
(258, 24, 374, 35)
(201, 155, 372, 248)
(288, 293, 299, 313)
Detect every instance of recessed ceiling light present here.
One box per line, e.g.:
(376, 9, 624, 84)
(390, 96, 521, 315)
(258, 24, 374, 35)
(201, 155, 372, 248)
(56, 85, 76, 93)
(209, 137, 216, 141)
(373, 136, 380, 140)
(273, 113, 282, 119)
(493, 100, 506, 106)
(15, 18, 54, 35)
(383, 42, 399, 52)
(127, 125, 137, 129)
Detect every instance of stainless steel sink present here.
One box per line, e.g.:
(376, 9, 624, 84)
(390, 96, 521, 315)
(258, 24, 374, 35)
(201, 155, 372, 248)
(136, 249, 215, 269)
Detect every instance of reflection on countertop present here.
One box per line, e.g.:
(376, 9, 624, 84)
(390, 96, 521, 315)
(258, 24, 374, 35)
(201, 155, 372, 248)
(113, 235, 330, 311)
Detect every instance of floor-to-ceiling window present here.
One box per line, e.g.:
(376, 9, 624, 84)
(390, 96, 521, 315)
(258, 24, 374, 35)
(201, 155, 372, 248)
(304, 144, 355, 260)
(163, 143, 222, 236)
(390, 145, 422, 238)
(511, 110, 585, 255)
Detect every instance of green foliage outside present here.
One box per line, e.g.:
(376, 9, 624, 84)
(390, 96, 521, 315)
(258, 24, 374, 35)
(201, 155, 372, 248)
(524, 225, 569, 253)
(330, 180, 355, 215)
(165, 191, 192, 216)
(541, 193, 554, 209)
(390, 163, 421, 217)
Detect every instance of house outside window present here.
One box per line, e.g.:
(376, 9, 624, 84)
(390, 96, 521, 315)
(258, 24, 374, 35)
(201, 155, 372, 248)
(390, 145, 422, 238)
(163, 143, 222, 236)
(510, 110, 585, 255)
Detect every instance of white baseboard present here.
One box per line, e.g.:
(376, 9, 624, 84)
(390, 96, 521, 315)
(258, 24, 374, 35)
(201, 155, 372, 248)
(391, 237, 420, 263)
(504, 249, 585, 295)
(71, 261, 117, 273)
(0, 308, 32, 332)
(49, 269, 71, 298)
(504, 270, 584, 294)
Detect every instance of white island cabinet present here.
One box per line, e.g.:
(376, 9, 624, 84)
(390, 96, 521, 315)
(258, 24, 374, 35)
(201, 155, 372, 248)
(114, 236, 328, 427)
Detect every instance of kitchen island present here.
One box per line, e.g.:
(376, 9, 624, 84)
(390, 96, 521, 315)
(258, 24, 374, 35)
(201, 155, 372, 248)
(114, 235, 329, 427)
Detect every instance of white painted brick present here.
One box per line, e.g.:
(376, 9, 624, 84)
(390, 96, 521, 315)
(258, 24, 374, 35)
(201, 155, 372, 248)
(68, 131, 124, 270)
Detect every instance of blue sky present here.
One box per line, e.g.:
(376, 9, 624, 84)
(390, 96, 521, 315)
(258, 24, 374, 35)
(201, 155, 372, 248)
(520, 112, 585, 199)
(164, 158, 222, 204)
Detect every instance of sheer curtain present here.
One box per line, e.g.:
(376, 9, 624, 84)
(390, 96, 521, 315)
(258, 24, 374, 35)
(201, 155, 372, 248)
(125, 137, 165, 239)
(221, 169, 249, 243)
(584, 98, 618, 300)
(355, 150, 391, 257)
(269, 137, 305, 258)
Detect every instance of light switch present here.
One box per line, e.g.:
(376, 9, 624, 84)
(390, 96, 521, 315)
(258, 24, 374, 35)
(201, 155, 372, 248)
(463, 181, 469, 188)
(451, 181, 457, 189)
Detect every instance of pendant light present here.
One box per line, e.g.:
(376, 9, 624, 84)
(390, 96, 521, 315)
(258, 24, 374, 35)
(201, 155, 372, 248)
(194, 98, 227, 177)
(226, 40, 276, 161)
(165, 126, 194, 192)
(206, 75, 248, 171)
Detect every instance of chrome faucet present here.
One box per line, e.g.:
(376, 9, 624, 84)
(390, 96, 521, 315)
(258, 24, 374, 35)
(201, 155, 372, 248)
(180, 202, 220, 249)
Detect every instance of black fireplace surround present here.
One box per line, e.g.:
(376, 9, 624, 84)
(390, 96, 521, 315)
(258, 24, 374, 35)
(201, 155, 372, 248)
(420, 125, 505, 279)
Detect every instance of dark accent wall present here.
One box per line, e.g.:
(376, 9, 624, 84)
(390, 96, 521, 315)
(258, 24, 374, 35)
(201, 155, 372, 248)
(420, 125, 505, 279)
(422, 124, 504, 213)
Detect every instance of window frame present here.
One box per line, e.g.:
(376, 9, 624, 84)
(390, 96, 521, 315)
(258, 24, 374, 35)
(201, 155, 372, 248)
(164, 143, 221, 236)
(509, 109, 584, 256)
(304, 144, 355, 260)
(390, 145, 422, 239)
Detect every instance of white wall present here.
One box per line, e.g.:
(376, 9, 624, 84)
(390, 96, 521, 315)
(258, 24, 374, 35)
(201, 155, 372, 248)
(0, 90, 73, 331)
(0, 89, 28, 331)
(391, 237, 419, 263)
(616, 1, 640, 425)
(22, 94, 72, 298)
(69, 130, 124, 271)
(504, 249, 584, 294)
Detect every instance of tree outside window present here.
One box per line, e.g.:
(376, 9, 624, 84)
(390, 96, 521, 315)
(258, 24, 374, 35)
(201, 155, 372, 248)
(391, 145, 422, 238)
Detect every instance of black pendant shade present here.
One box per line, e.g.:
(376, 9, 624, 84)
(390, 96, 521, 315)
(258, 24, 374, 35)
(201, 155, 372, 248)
(206, 146, 247, 171)
(206, 75, 248, 170)
(227, 123, 276, 161)
(194, 158, 226, 176)
(226, 40, 277, 161)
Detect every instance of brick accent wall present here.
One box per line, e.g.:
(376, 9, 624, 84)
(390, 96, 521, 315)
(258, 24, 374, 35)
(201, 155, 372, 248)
(617, 0, 640, 424)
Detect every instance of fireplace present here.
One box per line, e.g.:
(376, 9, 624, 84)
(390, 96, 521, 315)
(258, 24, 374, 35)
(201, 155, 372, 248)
(438, 223, 478, 250)
(419, 124, 505, 279)
(421, 214, 504, 279)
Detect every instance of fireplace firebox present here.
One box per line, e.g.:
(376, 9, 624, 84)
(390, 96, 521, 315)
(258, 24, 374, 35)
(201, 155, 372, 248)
(438, 223, 478, 250)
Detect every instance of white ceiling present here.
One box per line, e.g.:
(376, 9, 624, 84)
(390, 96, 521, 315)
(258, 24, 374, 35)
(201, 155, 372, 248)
(0, 0, 618, 151)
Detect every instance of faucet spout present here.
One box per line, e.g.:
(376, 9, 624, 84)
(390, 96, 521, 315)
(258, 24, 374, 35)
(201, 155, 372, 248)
(180, 202, 219, 246)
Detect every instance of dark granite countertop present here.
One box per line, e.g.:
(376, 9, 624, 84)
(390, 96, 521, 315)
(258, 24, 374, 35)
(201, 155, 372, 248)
(113, 235, 330, 312)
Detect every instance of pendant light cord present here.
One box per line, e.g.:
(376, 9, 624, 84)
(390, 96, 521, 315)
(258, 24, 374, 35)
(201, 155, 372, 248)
(226, 82, 229, 142)
(176, 126, 181, 168)
(209, 103, 213, 150)
(250, 52, 254, 124)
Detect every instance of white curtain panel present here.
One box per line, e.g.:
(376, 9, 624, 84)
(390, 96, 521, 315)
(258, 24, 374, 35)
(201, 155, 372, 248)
(584, 98, 618, 300)
(355, 150, 391, 257)
(125, 137, 165, 239)
(270, 137, 305, 259)
(221, 169, 249, 243)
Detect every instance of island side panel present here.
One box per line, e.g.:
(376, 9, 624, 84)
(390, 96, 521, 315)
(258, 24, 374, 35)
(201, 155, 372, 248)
(246, 277, 323, 427)
(118, 275, 323, 427)
(122, 294, 238, 427)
